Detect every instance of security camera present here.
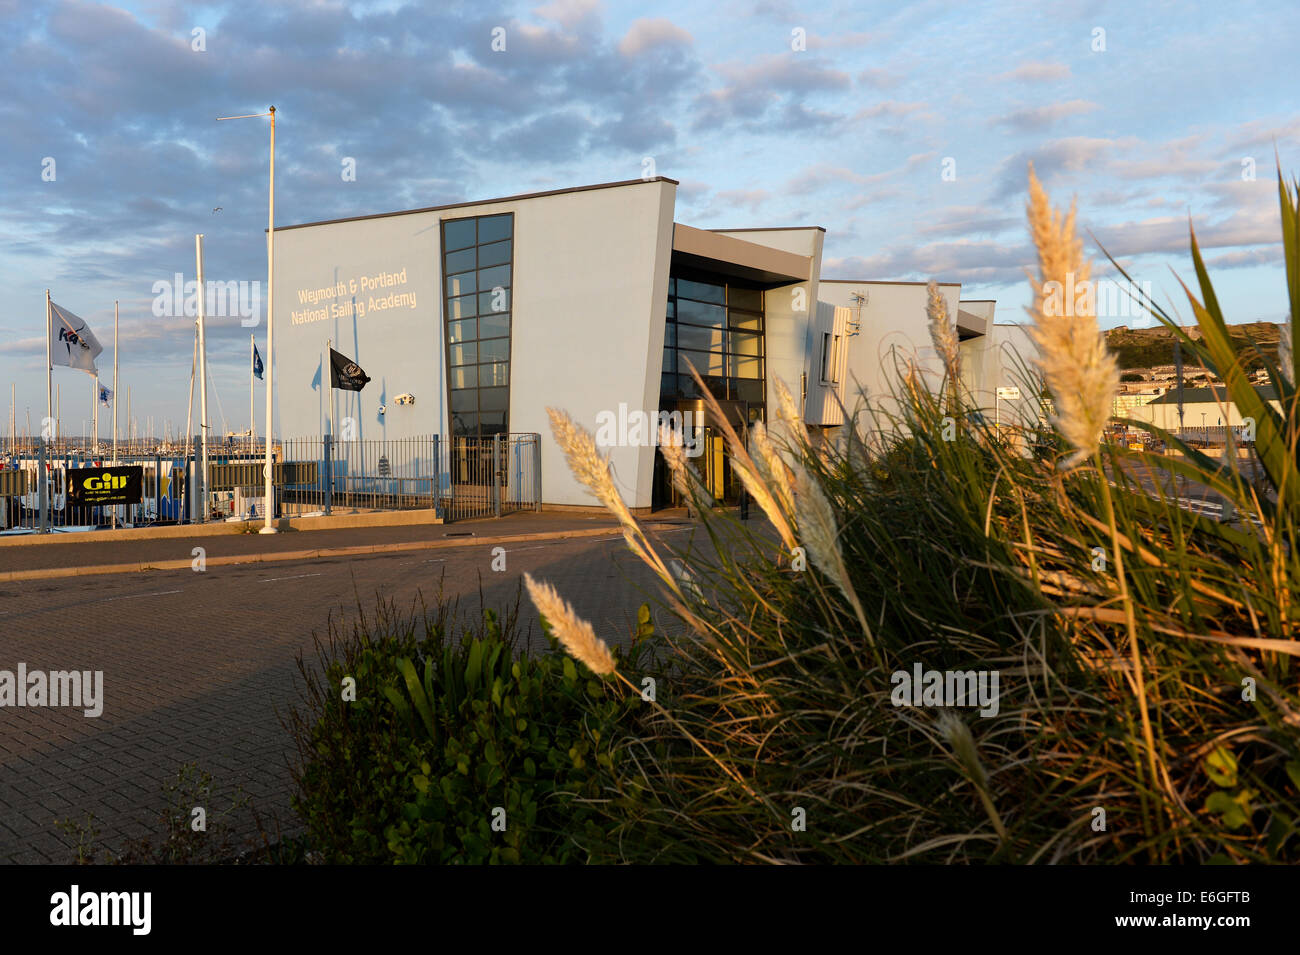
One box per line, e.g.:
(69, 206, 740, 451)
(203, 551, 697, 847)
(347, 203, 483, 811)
(394, 393, 415, 406)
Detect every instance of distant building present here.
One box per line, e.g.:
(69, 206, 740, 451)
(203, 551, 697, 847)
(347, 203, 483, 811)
(1113, 389, 1165, 417)
(1128, 384, 1281, 430)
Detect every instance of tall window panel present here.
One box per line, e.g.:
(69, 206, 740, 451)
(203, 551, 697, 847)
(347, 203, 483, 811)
(441, 213, 514, 437)
(661, 273, 766, 421)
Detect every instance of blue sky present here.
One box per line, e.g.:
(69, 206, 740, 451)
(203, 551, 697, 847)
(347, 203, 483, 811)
(1, 0, 1297, 436)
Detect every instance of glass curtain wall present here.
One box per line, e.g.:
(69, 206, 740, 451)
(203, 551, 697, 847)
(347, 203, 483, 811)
(441, 213, 514, 437)
(660, 273, 765, 421)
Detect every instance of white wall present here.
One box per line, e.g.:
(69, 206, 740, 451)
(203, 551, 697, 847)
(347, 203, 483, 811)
(960, 319, 1041, 426)
(273, 179, 678, 508)
(273, 212, 447, 443)
(509, 181, 676, 508)
(818, 281, 961, 417)
(711, 228, 825, 422)
(805, 301, 850, 426)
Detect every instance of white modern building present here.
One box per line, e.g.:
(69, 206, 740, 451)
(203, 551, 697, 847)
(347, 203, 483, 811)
(273, 177, 1037, 511)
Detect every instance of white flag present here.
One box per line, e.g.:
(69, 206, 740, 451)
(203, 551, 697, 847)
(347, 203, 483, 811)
(49, 301, 103, 374)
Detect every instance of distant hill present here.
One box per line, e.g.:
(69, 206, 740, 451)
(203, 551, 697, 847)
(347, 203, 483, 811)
(1105, 322, 1283, 370)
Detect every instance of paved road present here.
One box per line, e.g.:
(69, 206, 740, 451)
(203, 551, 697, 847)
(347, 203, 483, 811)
(0, 524, 696, 862)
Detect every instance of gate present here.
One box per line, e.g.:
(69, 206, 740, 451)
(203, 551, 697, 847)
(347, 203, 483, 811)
(443, 433, 540, 522)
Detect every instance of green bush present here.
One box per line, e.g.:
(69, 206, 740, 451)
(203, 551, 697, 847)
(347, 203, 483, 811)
(287, 589, 654, 863)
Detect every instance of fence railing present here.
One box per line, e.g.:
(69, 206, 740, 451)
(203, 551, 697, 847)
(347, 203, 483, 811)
(1, 432, 542, 532)
(443, 433, 541, 522)
(0, 446, 185, 533)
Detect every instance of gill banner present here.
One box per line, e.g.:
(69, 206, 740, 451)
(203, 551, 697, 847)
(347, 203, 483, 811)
(66, 466, 143, 506)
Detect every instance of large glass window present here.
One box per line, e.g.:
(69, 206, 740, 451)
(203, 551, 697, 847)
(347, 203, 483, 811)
(661, 272, 766, 419)
(441, 213, 514, 437)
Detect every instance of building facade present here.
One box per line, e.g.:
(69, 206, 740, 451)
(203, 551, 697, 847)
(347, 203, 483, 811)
(272, 178, 1037, 510)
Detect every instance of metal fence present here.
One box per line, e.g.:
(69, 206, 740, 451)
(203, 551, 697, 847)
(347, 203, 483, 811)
(443, 433, 542, 522)
(267, 435, 441, 519)
(0, 432, 541, 532)
(0, 445, 186, 534)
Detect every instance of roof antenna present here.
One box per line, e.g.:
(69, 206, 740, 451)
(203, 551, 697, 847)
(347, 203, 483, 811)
(847, 291, 867, 336)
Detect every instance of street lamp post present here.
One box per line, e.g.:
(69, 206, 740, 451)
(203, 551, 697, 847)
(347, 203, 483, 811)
(217, 105, 278, 533)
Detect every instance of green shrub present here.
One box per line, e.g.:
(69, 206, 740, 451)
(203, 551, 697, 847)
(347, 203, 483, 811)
(287, 588, 654, 864)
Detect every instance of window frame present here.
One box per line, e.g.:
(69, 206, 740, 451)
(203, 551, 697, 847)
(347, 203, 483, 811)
(441, 212, 516, 437)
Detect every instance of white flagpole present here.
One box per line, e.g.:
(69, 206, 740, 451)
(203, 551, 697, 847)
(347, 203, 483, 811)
(113, 300, 119, 464)
(250, 333, 255, 454)
(216, 105, 277, 531)
(45, 290, 52, 445)
(184, 325, 196, 521)
(56, 383, 60, 449)
(261, 105, 276, 533)
(196, 233, 210, 523)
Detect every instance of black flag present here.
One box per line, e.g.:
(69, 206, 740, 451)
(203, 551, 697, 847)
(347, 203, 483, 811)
(329, 348, 370, 391)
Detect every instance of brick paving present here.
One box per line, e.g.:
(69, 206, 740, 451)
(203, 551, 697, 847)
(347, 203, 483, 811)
(0, 510, 677, 574)
(0, 513, 701, 863)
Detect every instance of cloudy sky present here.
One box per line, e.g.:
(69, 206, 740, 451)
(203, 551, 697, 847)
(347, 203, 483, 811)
(1, 0, 1297, 436)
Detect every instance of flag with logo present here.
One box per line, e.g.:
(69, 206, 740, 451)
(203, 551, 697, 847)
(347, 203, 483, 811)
(329, 347, 370, 392)
(49, 301, 103, 374)
(99, 384, 112, 405)
(253, 343, 264, 381)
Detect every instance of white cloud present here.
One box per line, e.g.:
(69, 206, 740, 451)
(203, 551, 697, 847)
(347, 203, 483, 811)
(618, 18, 693, 56)
(992, 99, 1100, 130)
(995, 61, 1071, 83)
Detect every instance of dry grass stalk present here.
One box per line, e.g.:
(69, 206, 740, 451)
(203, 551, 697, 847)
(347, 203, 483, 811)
(546, 406, 682, 599)
(772, 377, 811, 448)
(791, 459, 876, 649)
(657, 424, 701, 499)
(679, 360, 799, 551)
(1024, 163, 1120, 470)
(750, 420, 795, 517)
(523, 572, 616, 676)
(926, 280, 960, 381)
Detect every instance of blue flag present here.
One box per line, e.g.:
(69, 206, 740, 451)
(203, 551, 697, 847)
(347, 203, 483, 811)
(253, 344, 264, 381)
(99, 384, 112, 405)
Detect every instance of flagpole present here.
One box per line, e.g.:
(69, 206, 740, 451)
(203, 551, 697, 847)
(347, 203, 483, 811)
(113, 301, 119, 465)
(196, 233, 210, 523)
(56, 384, 61, 450)
(215, 105, 277, 530)
(184, 325, 196, 521)
(45, 290, 52, 446)
(261, 105, 277, 533)
(250, 334, 255, 454)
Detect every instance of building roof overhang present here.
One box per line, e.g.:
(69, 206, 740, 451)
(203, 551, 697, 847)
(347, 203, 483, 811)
(956, 308, 989, 340)
(671, 223, 811, 286)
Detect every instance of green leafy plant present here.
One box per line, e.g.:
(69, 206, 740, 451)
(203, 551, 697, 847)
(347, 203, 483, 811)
(287, 586, 657, 864)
